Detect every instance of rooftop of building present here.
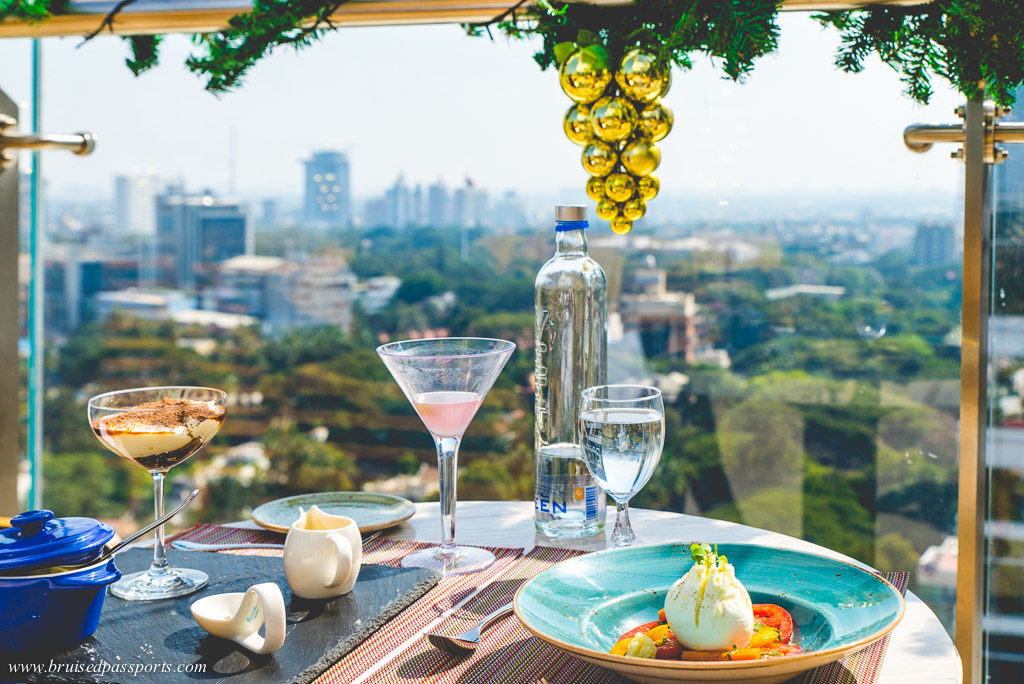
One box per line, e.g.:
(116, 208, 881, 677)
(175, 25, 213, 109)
(220, 255, 289, 273)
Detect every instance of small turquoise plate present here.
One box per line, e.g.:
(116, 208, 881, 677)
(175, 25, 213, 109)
(514, 543, 904, 684)
(251, 492, 416, 534)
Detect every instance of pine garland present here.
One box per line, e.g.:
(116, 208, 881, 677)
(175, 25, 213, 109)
(1, 0, 1023, 104)
(816, 1, 1024, 106)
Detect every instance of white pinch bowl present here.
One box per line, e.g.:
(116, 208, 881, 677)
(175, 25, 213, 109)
(283, 505, 362, 599)
(190, 582, 286, 655)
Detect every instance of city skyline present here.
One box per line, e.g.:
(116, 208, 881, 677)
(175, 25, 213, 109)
(0, 16, 963, 204)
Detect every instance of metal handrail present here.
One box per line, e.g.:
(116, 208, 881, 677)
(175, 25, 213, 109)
(0, 133, 95, 156)
(903, 124, 964, 152)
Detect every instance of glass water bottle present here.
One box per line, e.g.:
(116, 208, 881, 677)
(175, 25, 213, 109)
(534, 205, 607, 537)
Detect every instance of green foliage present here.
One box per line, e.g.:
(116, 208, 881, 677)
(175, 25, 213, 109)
(0, 0, 62, 22)
(263, 425, 357, 494)
(817, 1, 1024, 105)
(484, 0, 781, 80)
(801, 460, 876, 562)
(397, 450, 421, 475)
(485, 0, 1024, 105)
(394, 272, 445, 304)
(43, 451, 143, 519)
(184, 0, 349, 92)
(125, 35, 162, 75)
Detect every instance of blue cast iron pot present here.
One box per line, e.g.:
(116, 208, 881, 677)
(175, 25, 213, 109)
(0, 557, 121, 652)
(0, 510, 120, 653)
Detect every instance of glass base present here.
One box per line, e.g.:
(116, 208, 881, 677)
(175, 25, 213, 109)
(401, 546, 495, 576)
(110, 567, 208, 600)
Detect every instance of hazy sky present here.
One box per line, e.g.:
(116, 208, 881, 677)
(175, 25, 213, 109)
(0, 15, 964, 202)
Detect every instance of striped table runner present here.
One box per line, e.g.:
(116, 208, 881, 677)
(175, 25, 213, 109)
(169, 524, 906, 684)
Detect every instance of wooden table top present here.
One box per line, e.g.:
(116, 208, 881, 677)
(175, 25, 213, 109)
(380, 500, 962, 684)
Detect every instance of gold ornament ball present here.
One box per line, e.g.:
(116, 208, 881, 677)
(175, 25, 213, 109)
(637, 175, 660, 201)
(615, 50, 667, 104)
(620, 138, 661, 176)
(638, 101, 673, 142)
(604, 173, 636, 203)
(610, 216, 633, 234)
(559, 51, 613, 104)
(563, 104, 593, 146)
(586, 176, 607, 201)
(659, 69, 672, 97)
(596, 198, 619, 220)
(623, 198, 646, 221)
(590, 96, 637, 142)
(581, 140, 619, 177)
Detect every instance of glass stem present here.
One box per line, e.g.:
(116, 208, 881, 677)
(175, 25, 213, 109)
(436, 436, 459, 557)
(150, 471, 168, 576)
(611, 501, 635, 546)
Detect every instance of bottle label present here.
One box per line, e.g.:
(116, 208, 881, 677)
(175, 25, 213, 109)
(535, 483, 600, 520)
(584, 485, 598, 520)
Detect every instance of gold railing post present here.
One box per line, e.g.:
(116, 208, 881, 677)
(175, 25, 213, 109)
(0, 90, 17, 516)
(956, 91, 990, 684)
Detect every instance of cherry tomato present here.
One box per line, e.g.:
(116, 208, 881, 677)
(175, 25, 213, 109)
(753, 604, 794, 643)
(655, 636, 682, 660)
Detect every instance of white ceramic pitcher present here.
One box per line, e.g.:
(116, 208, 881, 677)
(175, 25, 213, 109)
(283, 505, 362, 599)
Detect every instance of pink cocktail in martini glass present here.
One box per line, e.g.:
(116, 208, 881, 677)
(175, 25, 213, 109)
(377, 338, 514, 575)
(413, 391, 484, 437)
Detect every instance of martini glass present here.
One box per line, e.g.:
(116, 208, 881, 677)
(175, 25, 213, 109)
(377, 337, 514, 575)
(89, 386, 227, 600)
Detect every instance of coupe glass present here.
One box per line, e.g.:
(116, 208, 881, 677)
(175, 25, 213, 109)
(377, 337, 514, 575)
(579, 384, 664, 547)
(89, 386, 227, 600)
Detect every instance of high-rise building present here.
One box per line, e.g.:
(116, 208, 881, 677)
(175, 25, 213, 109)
(156, 192, 251, 290)
(427, 181, 450, 227)
(44, 245, 140, 333)
(411, 185, 427, 226)
(384, 176, 412, 228)
(911, 222, 956, 266)
(452, 179, 488, 228)
(492, 190, 530, 229)
(303, 151, 351, 228)
(114, 172, 177, 236)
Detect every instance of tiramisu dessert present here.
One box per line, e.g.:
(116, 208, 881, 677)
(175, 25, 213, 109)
(90, 397, 226, 471)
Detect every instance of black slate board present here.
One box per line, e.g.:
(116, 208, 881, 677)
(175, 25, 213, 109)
(5, 548, 439, 684)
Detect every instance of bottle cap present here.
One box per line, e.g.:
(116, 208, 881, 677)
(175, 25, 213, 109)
(555, 205, 587, 222)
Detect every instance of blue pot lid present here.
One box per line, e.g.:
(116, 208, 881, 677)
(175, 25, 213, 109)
(0, 510, 114, 571)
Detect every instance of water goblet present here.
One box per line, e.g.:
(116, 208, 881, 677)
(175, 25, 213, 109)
(579, 385, 664, 547)
(377, 337, 515, 575)
(89, 386, 226, 600)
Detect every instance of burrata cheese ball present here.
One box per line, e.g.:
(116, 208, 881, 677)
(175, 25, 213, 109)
(664, 547, 754, 651)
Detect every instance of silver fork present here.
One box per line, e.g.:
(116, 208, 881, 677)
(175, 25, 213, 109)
(425, 603, 514, 656)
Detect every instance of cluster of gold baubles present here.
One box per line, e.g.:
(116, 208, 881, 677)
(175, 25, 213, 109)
(561, 48, 671, 234)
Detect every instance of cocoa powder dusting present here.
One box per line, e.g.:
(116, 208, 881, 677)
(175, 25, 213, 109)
(96, 397, 223, 430)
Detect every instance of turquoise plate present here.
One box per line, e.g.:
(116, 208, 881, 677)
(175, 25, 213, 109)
(251, 492, 416, 534)
(514, 543, 904, 684)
